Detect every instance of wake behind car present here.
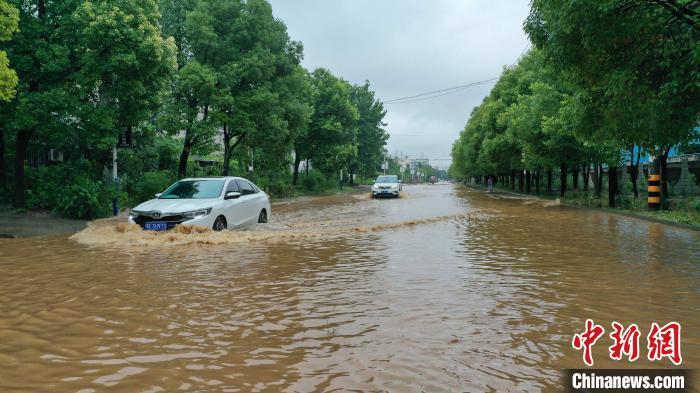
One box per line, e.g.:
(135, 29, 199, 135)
(128, 177, 270, 231)
(371, 175, 402, 198)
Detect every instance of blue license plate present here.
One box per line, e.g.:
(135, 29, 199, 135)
(145, 222, 168, 231)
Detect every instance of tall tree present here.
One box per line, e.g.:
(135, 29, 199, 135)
(159, 60, 218, 178)
(2, 0, 176, 207)
(0, 0, 18, 101)
(525, 0, 700, 199)
(3, 0, 84, 207)
(74, 0, 177, 145)
(166, 0, 305, 178)
(0, 0, 19, 186)
(297, 68, 359, 177)
(350, 81, 388, 181)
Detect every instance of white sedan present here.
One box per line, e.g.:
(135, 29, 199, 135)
(128, 177, 270, 231)
(371, 175, 402, 198)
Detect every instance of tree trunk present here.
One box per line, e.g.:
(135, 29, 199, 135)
(518, 170, 524, 193)
(630, 148, 641, 198)
(222, 123, 231, 176)
(559, 163, 567, 197)
(608, 165, 618, 207)
(0, 126, 5, 188)
(511, 169, 516, 189)
(178, 131, 193, 179)
(305, 159, 309, 179)
(660, 148, 670, 198)
(292, 149, 302, 186)
(525, 170, 531, 193)
(583, 162, 590, 192)
(223, 133, 245, 177)
(12, 129, 32, 208)
(572, 164, 579, 191)
(535, 170, 540, 194)
(596, 163, 604, 196)
(547, 169, 552, 194)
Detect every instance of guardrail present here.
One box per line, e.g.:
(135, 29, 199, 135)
(667, 153, 700, 163)
(624, 153, 700, 166)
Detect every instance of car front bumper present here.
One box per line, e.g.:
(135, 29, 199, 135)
(128, 214, 215, 230)
(372, 190, 399, 196)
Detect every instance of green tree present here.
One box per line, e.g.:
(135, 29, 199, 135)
(294, 68, 359, 181)
(2, 0, 176, 207)
(0, 0, 18, 101)
(3, 0, 77, 207)
(159, 60, 218, 178)
(350, 81, 388, 182)
(166, 0, 306, 178)
(74, 0, 177, 149)
(525, 0, 700, 198)
(0, 0, 19, 187)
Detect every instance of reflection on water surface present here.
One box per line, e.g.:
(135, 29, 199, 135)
(1, 184, 698, 392)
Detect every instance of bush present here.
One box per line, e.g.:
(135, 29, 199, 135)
(129, 170, 175, 206)
(689, 198, 700, 212)
(55, 177, 112, 219)
(300, 170, 337, 192)
(256, 176, 294, 198)
(618, 194, 646, 210)
(27, 162, 112, 219)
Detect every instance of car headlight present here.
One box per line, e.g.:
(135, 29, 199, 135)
(129, 210, 142, 218)
(372, 185, 378, 190)
(182, 208, 212, 219)
(391, 185, 398, 189)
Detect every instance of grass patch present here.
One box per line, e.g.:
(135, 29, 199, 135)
(465, 183, 700, 229)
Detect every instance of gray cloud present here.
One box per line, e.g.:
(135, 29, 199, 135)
(268, 0, 530, 169)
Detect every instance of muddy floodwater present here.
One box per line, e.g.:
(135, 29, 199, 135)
(1, 184, 699, 392)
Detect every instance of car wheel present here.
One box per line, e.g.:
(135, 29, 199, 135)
(213, 216, 227, 231)
(258, 209, 268, 223)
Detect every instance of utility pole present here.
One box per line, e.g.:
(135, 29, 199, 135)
(112, 144, 119, 216)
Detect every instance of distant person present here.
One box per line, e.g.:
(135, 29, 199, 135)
(487, 176, 494, 192)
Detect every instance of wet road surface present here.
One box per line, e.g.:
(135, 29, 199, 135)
(1, 184, 699, 392)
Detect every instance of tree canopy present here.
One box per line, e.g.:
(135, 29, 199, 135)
(0, 0, 390, 217)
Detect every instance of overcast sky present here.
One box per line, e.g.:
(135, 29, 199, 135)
(268, 0, 530, 169)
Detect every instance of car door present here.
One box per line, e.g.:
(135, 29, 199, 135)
(248, 182, 267, 217)
(223, 179, 248, 227)
(236, 179, 258, 225)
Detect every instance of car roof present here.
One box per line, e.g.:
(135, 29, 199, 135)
(181, 176, 243, 181)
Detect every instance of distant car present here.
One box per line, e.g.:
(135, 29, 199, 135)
(371, 175, 402, 198)
(430, 175, 437, 184)
(128, 177, 270, 231)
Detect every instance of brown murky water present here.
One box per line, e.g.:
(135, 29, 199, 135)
(1, 184, 698, 392)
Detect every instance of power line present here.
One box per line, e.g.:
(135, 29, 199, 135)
(519, 42, 532, 58)
(389, 133, 458, 137)
(383, 77, 499, 104)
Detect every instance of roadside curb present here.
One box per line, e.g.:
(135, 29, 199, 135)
(462, 183, 700, 232)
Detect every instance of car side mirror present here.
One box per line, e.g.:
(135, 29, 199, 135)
(155, 193, 162, 198)
(398, 180, 402, 183)
(225, 191, 241, 200)
(372, 180, 376, 184)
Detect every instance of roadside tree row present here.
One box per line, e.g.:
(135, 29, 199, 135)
(0, 0, 389, 218)
(450, 0, 699, 208)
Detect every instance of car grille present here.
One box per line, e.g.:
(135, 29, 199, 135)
(378, 186, 392, 189)
(133, 214, 189, 230)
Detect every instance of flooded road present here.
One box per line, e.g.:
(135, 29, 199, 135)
(1, 184, 699, 392)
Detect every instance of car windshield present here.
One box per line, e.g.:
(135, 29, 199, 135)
(159, 180, 224, 199)
(376, 176, 398, 183)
